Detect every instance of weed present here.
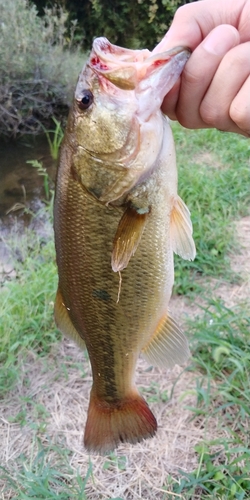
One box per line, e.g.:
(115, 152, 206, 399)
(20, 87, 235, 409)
(168, 439, 250, 499)
(0, 231, 59, 394)
(0, 442, 93, 499)
(103, 454, 127, 472)
(26, 118, 63, 201)
(41, 117, 64, 161)
(140, 381, 169, 403)
(26, 160, 51, 201)
(171, 300, 250, 499)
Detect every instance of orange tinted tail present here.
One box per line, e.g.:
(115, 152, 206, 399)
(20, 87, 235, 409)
(84, 389, 157, 454)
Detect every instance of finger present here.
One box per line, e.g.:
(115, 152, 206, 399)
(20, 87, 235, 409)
(200, 42, 250, 135)
(167, 25, 240, 127)
(230, 75, 250, 136)
(161, 80, 180, 120)
(153, 0, 249, 54)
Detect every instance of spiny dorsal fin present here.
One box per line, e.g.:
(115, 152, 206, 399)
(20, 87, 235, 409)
(112, 205, 150, 272)
(54, 288, 86, 350)
(141, 312, 190, 369)
(170, 195, 196, 261)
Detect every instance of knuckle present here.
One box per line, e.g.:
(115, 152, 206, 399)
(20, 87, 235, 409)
(181, 66, 202, 87)
(230, 102, 250, 134)
(176, 107, 198, 129)
(200, 100, 220, 127)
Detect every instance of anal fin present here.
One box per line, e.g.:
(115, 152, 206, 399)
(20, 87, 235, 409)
(141, 312, 190, 369)
(112, 204, 149, 272)
(170, 195, 196, 260)
(54, 288, 86, 350)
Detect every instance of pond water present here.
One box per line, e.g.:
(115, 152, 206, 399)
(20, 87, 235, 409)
(0, 135, 57, 281)
(0, 135, 57, 223)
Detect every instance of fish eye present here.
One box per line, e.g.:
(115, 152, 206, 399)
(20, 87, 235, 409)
(77, 90, 93, 110)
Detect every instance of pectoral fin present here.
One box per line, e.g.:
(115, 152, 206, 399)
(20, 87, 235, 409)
(112, 205, 150, 272)
(54, 288, 86, 350)
(170, 196, 196, 260)
(141, 313, 190, 369)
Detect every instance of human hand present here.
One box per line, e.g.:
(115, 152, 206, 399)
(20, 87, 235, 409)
(153, 0, 250, 136)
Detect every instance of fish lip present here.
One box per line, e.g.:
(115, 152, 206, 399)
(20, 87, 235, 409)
(159, 45, 191, 57)
(88, 40, 191, 78)
(92, 37, 113, 54)
(92, 37, 191, 60)
(92, 36, 151, 59)
(88, 40, 191, 85)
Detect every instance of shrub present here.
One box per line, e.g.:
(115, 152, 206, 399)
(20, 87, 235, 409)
(34, 0, 195, 50)
(0, 0, 84, 138)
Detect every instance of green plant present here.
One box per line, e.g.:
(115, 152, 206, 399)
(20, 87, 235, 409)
(172, 125, 250, 294)
(103, 454, 127, 472)
(41, 117, 64, 160)
(0, 444, 93, 499)
(47, 0, 196, 50)
(0, 0, 84, 137)
(26, 160, 51, 200)
(171, 301, 250, 499)
(0, 231, 59, 394)
(140, 381, 169, 403)
(168, 440, 250, 499)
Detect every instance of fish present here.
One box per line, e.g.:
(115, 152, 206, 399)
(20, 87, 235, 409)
(53, 37, 196, 454)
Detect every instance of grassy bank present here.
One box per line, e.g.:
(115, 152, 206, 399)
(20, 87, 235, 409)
(0, 126, 249, 499)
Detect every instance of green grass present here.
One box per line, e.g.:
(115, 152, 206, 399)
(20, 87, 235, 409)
(0, 126, 250, 498)
(0, 218, 59, 395)
(41, 117, 64, 161)
(172, 301, 250, 499)
(0, 444, 93, 500)
(173, 125, 250, 294)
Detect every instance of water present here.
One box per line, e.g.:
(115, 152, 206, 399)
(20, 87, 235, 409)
(0, 135, 57, 222)
(0, 135, 57, 282)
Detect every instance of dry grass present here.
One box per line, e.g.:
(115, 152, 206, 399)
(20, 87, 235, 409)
(0, 217, 249, 499)
(171, 216, 250, 320)
(0, 342, 217, 499)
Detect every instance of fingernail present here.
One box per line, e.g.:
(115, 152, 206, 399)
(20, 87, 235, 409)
(203, 25, 239, 56)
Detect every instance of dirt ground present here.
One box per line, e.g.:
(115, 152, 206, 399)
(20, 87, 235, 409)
(0, 217, 250, 498)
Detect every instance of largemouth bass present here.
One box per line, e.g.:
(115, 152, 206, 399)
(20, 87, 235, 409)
(54, 37, 196, 454)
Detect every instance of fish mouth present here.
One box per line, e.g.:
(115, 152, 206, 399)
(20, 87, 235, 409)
(88, 37, 151, 90)
(91, 37, 190, 64)
(88, 37, 191, 92)
(91, 37, 151, 65)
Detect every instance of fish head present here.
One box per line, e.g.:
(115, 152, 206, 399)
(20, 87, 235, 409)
(72, 37, 190, 150)
(72, 38, 143, 156)
(70, 38, 190, 201)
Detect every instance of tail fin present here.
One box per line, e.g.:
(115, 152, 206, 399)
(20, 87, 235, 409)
(84, 389, 157, 454)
